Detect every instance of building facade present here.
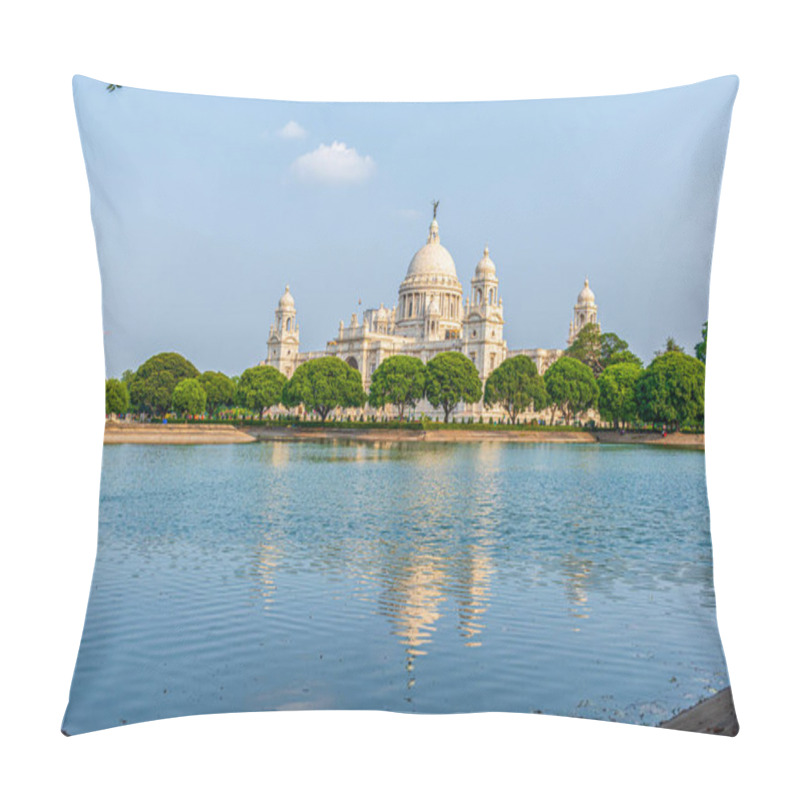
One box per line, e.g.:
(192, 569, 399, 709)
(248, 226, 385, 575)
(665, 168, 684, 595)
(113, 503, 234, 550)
(264, 213, 599, 421)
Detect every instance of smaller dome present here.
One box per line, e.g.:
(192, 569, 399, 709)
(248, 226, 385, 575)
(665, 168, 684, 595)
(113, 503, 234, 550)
(279, 284, 295, 310)
(475, 245, 496, 277)
(578, 278, 595, 304)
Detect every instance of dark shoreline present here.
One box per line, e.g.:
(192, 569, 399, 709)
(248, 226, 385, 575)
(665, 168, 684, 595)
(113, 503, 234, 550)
(659, 687, 738, 736)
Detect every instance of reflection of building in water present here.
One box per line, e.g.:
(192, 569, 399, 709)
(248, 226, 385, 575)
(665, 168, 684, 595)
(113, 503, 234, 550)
(378, 550, 447, 682)
(269, 441, 291, 467)
(562, 554, 593, 631)
(263, 209, 600, 421)
(377, 533, 495, 693)
(255, 539, 281, 609)
(454, 543, 493, 646)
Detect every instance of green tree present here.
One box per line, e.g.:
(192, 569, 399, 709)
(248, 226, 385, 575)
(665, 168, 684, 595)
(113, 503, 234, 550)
(424, 352, 482, 423)
(604, 349, 643, 368)
(695, 322, 708, 364)
(655, 336, 685, 357)
(198, 371, 236, 415)
(565, 323, 603, 376)
(128, 352, 199, 416)
(544, 357, 599, 425)
(282, 357, 366, 422)
(635, 351, 705, 429)
(483, 355, 548, 423)
(600, 332, 642, 369)
(368, 355, 425, 420)
(597, 362, 642, 428)
(105, 378, 130, 416)
(235, 365, 287, 418)
(172, 378, 207, 418)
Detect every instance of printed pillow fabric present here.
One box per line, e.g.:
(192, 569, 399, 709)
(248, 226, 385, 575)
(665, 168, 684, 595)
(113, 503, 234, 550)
(64, 75, 738, 736)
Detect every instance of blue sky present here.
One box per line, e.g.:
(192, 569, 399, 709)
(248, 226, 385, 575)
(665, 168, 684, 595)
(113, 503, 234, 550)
(73, 75, 737, 377)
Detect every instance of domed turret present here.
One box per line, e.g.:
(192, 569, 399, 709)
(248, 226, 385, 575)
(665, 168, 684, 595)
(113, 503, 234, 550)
(475, 246, 496, 277)
(577, 278, 595, 304)
(568, 277, 599, 345)
(279, 284, 296, 310)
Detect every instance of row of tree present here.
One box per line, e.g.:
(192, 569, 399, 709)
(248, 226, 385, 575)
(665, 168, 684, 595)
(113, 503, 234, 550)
(107, 322, 707, 429)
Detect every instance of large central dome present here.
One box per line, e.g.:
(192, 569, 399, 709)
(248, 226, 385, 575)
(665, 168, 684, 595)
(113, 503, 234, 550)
(406, 218, 458, 278)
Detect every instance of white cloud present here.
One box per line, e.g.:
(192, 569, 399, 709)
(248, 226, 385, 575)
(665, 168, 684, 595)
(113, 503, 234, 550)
(277, 120, 307, 140)
(291, 141, 376, 184)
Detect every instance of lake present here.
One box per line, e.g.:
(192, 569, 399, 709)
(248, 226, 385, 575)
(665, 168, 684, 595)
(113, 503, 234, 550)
(62, 441, 730, 734)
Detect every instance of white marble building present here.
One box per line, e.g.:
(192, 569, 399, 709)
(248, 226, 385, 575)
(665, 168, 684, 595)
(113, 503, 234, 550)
(264, 212, 599, 421)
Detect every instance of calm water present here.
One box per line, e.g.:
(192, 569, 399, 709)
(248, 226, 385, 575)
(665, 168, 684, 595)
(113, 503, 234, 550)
(63, 441, 730, 734)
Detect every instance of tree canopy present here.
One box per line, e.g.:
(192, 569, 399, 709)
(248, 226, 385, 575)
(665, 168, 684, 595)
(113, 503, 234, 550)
(105, 378, 130, 416)
(544, 357, 599, 425)
(483, 355, 548, 423)
(172, 378, 207, 418)
(604, 349, 643, 368)
(634, 351, 705, 429)
(128, 352, 199, 416)
(655, 337, 685, 357)
(566, 325, 641, 374)
(565, 323, 603, 376)
(282, 357, 366, 422)
(695, 322, 707, 364)
(601, 333, 642, 369)
(368, 355, 425, 420)
(597, 362, 642, 428)
(236, 365, 287, 418)
(198, 370, 236, 415)
(423, 352, 482, 423)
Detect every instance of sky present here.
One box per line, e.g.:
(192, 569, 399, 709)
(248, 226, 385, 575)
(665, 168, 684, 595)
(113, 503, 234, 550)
(72, 75, 738, 378)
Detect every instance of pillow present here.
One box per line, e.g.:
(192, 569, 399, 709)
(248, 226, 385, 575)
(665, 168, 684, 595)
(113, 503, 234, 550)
(63, 74, 738, 736)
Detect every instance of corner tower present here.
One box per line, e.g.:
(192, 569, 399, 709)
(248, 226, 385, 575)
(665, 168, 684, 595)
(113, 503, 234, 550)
(266, 285, 300, 377)
(462, 246, 506, 379)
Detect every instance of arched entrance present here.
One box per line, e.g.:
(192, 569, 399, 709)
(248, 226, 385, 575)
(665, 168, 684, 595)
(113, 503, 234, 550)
(345, 356, 359, 371)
